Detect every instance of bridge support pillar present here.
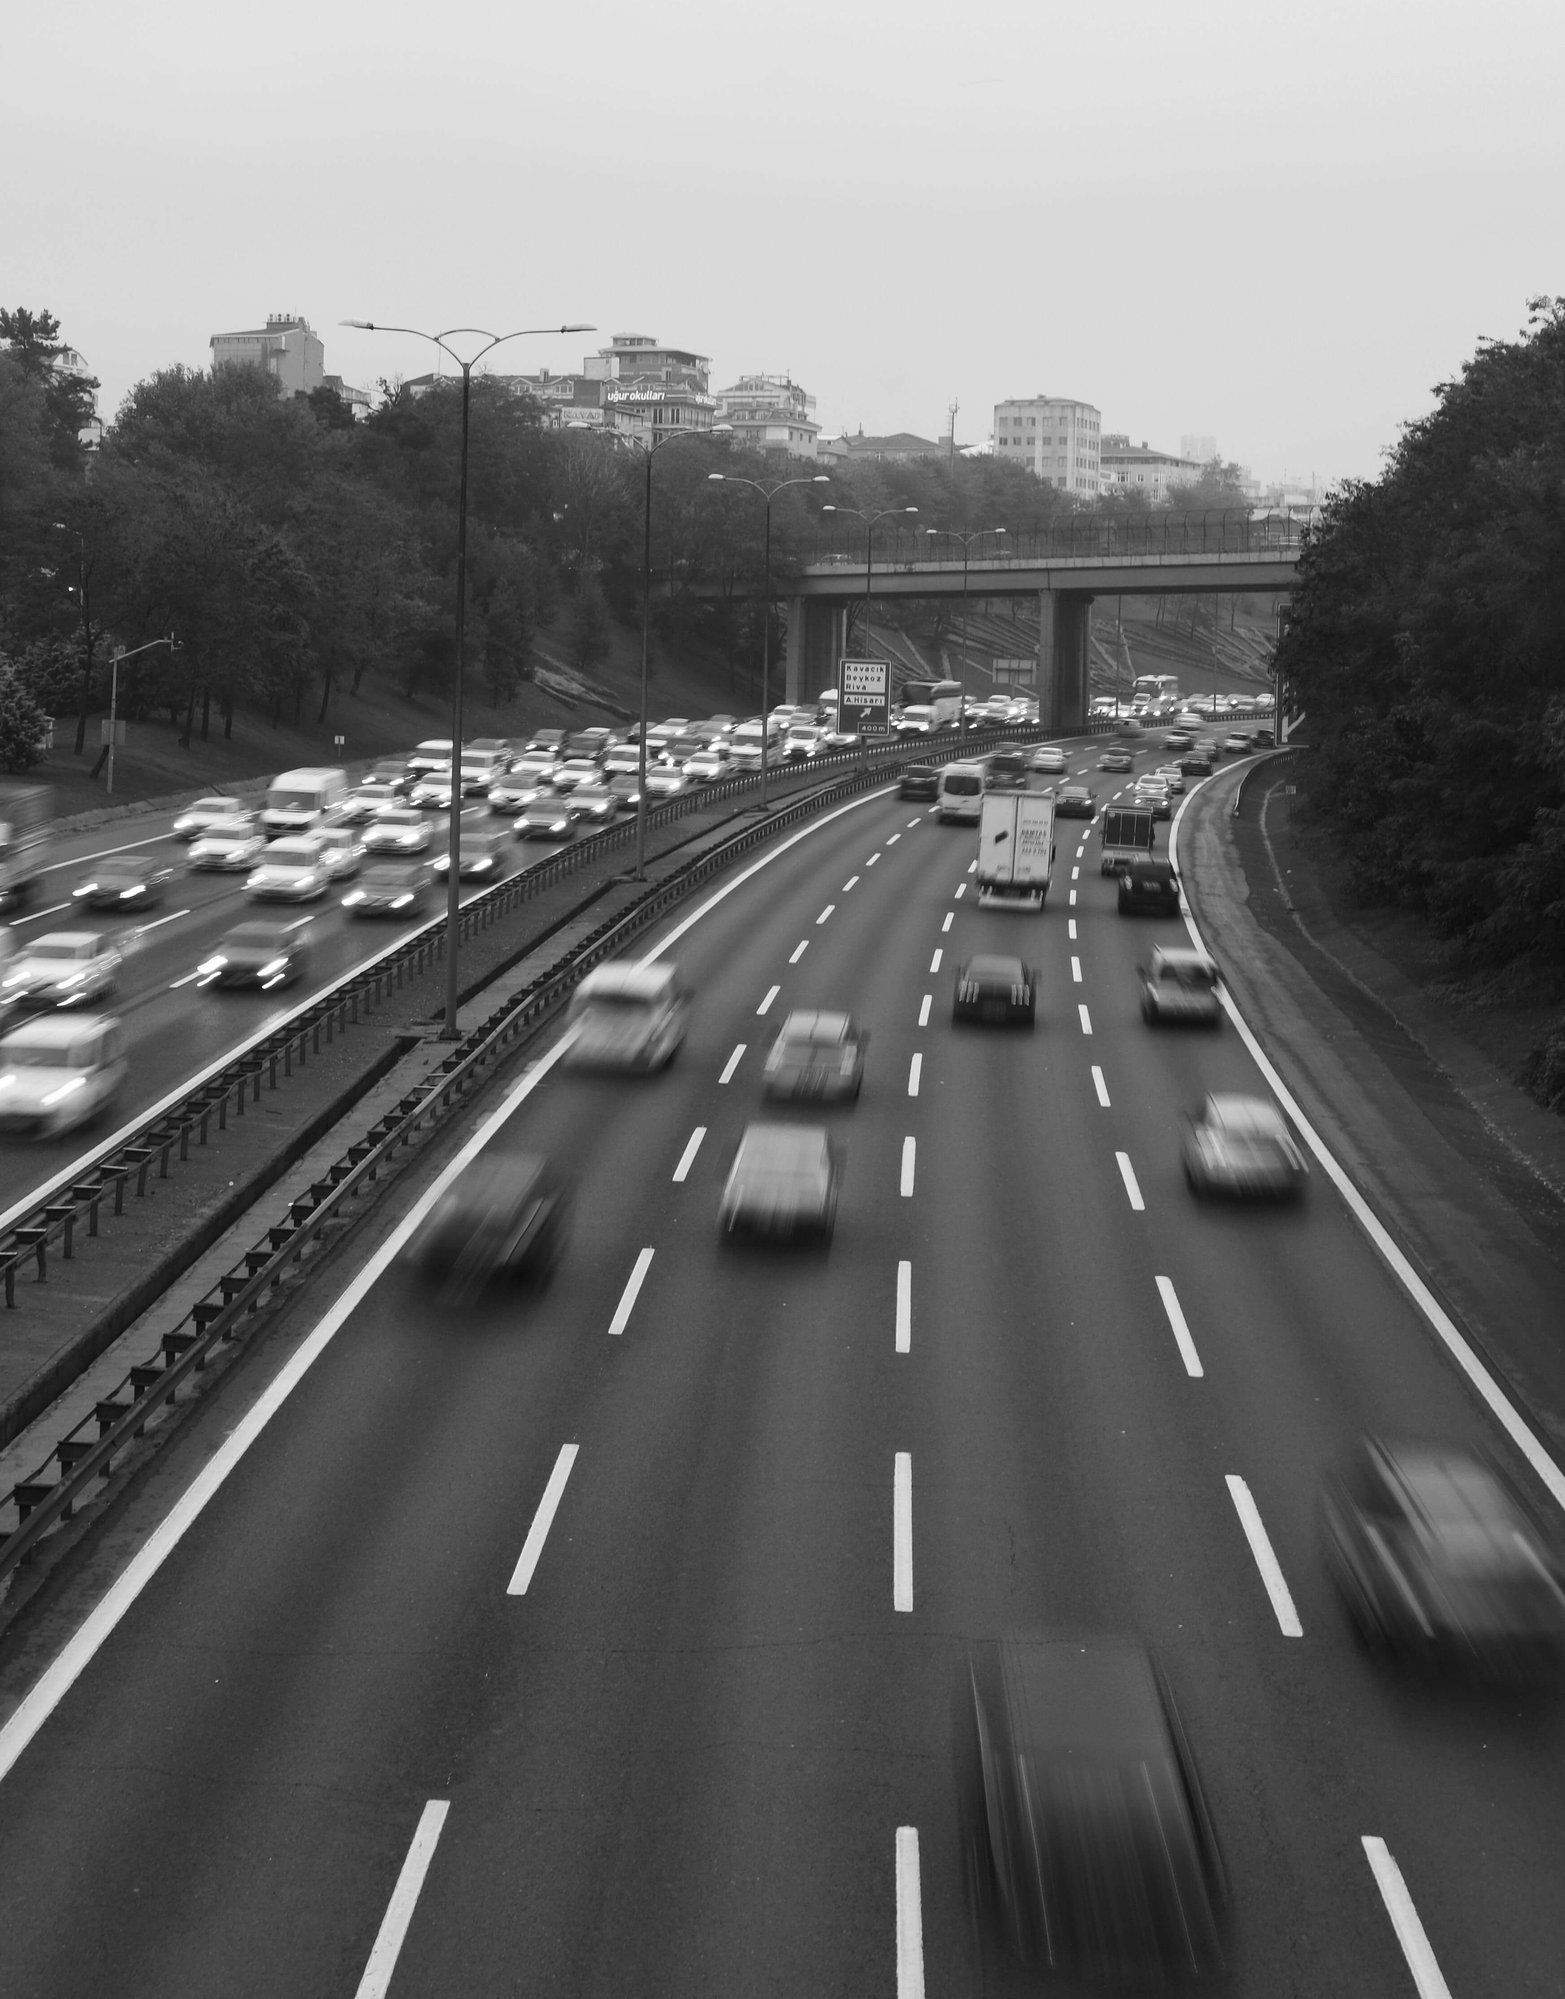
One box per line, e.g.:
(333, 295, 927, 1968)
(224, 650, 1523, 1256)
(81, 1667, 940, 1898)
(1037, 590, 1093, 731)
(783, 597, 844, 705)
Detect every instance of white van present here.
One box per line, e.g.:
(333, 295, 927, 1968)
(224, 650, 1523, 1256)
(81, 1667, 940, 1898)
(261, 767, 349, 839)
(936, 761, 986, 824)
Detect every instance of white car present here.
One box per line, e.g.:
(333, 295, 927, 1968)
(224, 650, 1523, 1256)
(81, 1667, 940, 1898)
(683, 749, 732, 782)
(487, 776, 548, 816)
(245, 836, 332, 902)
(644, 766, 689, 799)
(340, 781, 402, 824)
(172, 795, 250, 841)
(3, 931, 123, 1009)
(410, 775, 454, 810)
(406, 738, 455, 778)
(603, 743, 643, 776)
(1029, 745, 1068, 774)
(565, 963, 689, 1071)
(363, 807, 433, 856)
(0, 1014, 127, 1137)
(511, 751, 562, 784)
(550, 758, 604, 795)
(188, 819, 267, 871)
(314, 825, 365, 879)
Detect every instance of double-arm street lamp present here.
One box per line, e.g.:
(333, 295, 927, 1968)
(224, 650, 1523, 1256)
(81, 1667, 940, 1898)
(819, 504, 918, 666)
(706, 470, 830, 813)
(924, 526, 1008, 731)
(343, 318, 594, 1037)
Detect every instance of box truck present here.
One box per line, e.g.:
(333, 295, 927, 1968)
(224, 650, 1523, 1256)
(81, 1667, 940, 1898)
(0, 782, 53, 907)
(976, 790, 1055, 911)
(1099, 806, 1156, 877)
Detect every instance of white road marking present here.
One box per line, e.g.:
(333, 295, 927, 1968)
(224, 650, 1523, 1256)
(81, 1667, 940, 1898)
(941, 912, 953, 933)
(606, 1248, 654, 1337)
(908, 1053, 922, 1097)
(887, 833, 901, 845)
(130, 906, 192, 936)
(757, 984, 779, 1015)
(917, 995, 931, 1027)
(1091, 1065, 1111, 1107)
(1078, 1004, 1092, 1035)
(900, 1140, 916, 1198)
(168, 968, 205, 989)
(1362, 1838, 1453, 1999)
(507, 1444, 580, 1593)
(42, 830, 176, 875)
(867, 853, 881, 866)
(906, 818, 921, 829)
(11, 900, 73, 926)
(896, 1827, 926, 1999)
(1155, 1276, 1204, 1377)
(1070, 957, 1082, 982)
(1225, 1475, 1303, 1636)
(894, 1453, 914, 1611)
(896, 1260, 913, 1348)
(1068, 919, 1077, 939)
(1069, 889, 1077, 906)
(719, 1043, 745, 1083)
(672, 1127, 706, 1183)
(1070, 866, 1079, 880)
(953, 882, 966, 898)
(1115, 1151, 1144, 1209)
(967, 860, 976, 874)
(929, 948, 942, 974)
(1075, 845, 1086, 858)
(817, 903, 835, 924)
(353, 1799, 450, 1999)
(843, 875, 860, 891)
(789, 940, 808, 963)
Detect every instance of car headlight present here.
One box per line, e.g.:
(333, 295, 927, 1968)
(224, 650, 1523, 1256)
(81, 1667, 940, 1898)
(391, 893, 412, 908)
(73, 883, 95, 897)
(341, 890, 363, 906)
(259, 958, 287, 977)
(198, 956, 226, 973)
(55, 972, 87, 989)
(119, 886, 141, 898)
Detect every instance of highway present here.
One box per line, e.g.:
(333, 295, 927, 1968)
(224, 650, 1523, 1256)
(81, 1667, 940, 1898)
(0, 746, 1562, 1996)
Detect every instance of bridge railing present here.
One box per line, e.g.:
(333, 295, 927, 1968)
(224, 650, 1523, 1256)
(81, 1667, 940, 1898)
(795, 507, 1317, 571)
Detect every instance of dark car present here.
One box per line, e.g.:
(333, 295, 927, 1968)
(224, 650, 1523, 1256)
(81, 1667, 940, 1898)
(72, 853, 176, 910)
(1052, 785, 1095, 818)
(568, 782, 621, 826)
(899, 762, 941, 800)
(368, 761, 413, 795)
(343, 861, 436, 917)
(527, 728, 568, 755)
(1118, 857, 1181, 915)
(762, 1010, 867, 1102)
(518, 797, 581, 840)
(954, 1635, 1226, 1982)
(197, 917, 315, 989)
(1252, 727, 1275, 746)
(606, 773, 644, 810)
(1321, 1437, 1565, 1681)
(953, 955, 1036, 1026)
(985, 750, 1029, 790)
(406, 1149, 570, 1302)
(719, 1123, 839, 1242)
(1178, 754, 1214, 778)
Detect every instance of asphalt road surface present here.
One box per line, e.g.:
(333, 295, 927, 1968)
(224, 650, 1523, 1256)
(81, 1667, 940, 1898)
(0, 748, 1559, 1997)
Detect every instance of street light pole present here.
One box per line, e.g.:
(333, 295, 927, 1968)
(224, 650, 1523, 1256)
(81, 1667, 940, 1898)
(344, 318, 594, 1037)
(706, 471, 830, 814)
(925, 526, 1007, 731)
(103, 634, 178, 794)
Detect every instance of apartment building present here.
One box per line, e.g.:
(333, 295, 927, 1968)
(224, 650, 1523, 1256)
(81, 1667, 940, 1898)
(713, 373, 820, 458)
(209, 313, 324, 397)
(992, 396, 1101, 493)
(1100, 435, 1204, 499)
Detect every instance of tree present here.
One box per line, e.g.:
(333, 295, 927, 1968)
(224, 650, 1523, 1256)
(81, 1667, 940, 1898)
(0, 665, 48, 772)
(1165, 460, 1251, 513)
(567, 575, 610, 672)
(0, 307, 98, 471)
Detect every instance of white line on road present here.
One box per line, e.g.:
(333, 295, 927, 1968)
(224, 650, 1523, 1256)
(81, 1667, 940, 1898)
(843, 875, 860, 891)
(354, 1799, 450, 1999)
(906, 818, 922, 828)
(168, 968, 205, 989)
(887, 833, 901, 845)
(1225, 1475, 1303, 1636)
(672, 1127, 706, 1183)
(757, 984, 779, 1015)
(817, 903, 836, 924)
(867, 853, 881, 866)
(1091, 1065, 1111, 1107)
(967, 860, 976, 873)
(908, 1052, 922, 1097)
(1070, 866, 1079, 880)
(1078, 1003, 1092, 1035)
(508, 1444, 580, 1593)
(719, 1043, 745, 1083)
(1362, 1838, 1453, 1999)
(42, 830, 178, 876)
(929, 948, 942, 973)
(606, 1248, 654, 1337)
(896, 1260, 912, 1348)
(900, 1140, 916, 1198)
(1076, 845, 1086, 858)
(1069, 889, 1077, 906)
(1115, 1151, 1144, 1209)
(1155, 1276, 1204, 1377)
(895, 1827, 926, 1999)
(941, 912, 953, 933)
(1070, 957, 1082, 982)
(11, 900, 72, 926)
(1068, 919, 1077, 939)
(953, 882, 966, 898)
(894, 1453, 914, 1611)
(917, 995, 931, 1026)
(131, 906, 192, 936)
(789, 940, 808, 963)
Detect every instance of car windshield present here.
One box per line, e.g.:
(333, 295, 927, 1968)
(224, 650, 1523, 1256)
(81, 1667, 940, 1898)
(377, 810, 421, 827)
(943, 774, 982, 795)
(27, 940, 93, 962)
(226, 924, 290, 949)
(364, 865, 420, 887)
(0, 1040, 80, 1069)
(1157, 961, 1215, 987)
(191, 797, 233, 812)
(266, 843, 319, 864)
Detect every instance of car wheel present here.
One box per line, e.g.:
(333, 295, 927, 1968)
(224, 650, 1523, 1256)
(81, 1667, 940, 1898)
(1142, 1001, 1155, 1023)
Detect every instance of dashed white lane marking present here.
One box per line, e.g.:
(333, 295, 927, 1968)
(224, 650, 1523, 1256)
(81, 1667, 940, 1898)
(354, 1799, 451, 1999)
(1115, 1151, 1144, 1209)
(941, 912, 953, 933)
(1362, 1838, 1453, 1999)
(13, 900, 72, 926)
(1070, 957, 1082, 982)
(672, 1127, 706, 1183)
(894, 1453, 914, 1611)
(953, 882, 966, 899)
(967, 860, 976, 874)
(1092, 1065, 1111, 1107)
(789, 940, 808, 964)
(843, 875, 860, 891)
(1225, 1475, 1304, 1636)
(719, 1043, 745, 1084)
(906, 818, 921, 829)
(887, 833, 901, 845)
(1155, 1276, 1204, 1377)
(867, 853, 881, 866)
(896, 1260, 913, 1347)
(908, 1053, 922, 1097)
(169, 968, 205, 989)
(507, 1444, 580, 1593)
(1070, 866, 1079, 881)
(606, 1248, 655, 1337)
(817, 903, 835, 924)
(929, 949, 942, 974)
(129, 905, 192, 936)
(757, 984, 779, 1015)
(895, 1827, 926, 1999)
(1075, 845, 1086, 858)
(918, 995, 931, 1027)
(1068, 919, 1077, 939)
(900, 1140, 916, 1198)
(1078, 1003, 1092, 1034)
(1069, 890, 1077, 906)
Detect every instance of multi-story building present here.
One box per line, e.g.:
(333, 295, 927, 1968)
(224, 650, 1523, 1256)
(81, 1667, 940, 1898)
(500, 369, 608, 428)
(817, 428, 948, 466)
(991, 397, 1101, 493)
(585, 332, 717, 439)
(209, 313, 325, 397)
(1100, 435, 1204, 499)
(713, 374, 819, 458)
(1179, 434, 1217, 466)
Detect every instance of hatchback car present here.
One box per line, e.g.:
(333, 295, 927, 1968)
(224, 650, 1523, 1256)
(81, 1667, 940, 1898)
(343, 862, 436, 917)
(606, 774, 644, 810)
(1118, 858, 1181, 915)
(762, 1010, 866, 1102)
(245, 836, 331, 902)
(644, 766, 689, 800)
(898, 763, 941, 801)
(487, 774, 549, 816)
(1183, 1093, 1308, 1199)
(3, 931, 122, 1010)
(363, 807, 433, 856)
(683, 749, 733, 783)
(409, 775, 454, 811)
(187, 818, 268, 872)
(564, 961, 688, 1071)
(1179, 753, 1215, 778)
(953, 956, 1036, 1027)
(0, 1014, 127, 1137)
(1140, 947, 1222, 1026)
(197, 917, 315, 990)
(172, 795, 250, 840)
(518, 797, 581, 840)
(406, 1149, 571, 1301)
(550, 757, 604, 794)
(568, 782, 620, 826)
(313, 825, 365, 879)
(1321, 1437, 1565, 1680)
(1028, 745, 1068, 774)
(340, 781, 402, 825)
(72, 854, 176, 910)
(719, 1123, 839, 1242)
(1097, 749, 1134, 773)
(1222, 732, 1253, 755)
(432, 830, 509, 878)
(1051, 785, 1095, 819)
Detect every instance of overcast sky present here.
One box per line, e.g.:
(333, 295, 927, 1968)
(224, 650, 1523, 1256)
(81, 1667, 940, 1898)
(6, 0, 1561, 488)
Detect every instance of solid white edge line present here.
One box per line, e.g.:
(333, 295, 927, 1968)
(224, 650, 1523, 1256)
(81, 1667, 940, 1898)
(1115, 1151, 1145, 1210)
(507, 1443, 580, 1595)
(1362, 1836, 1454, 1999)
(896, 1260, 912, 1350)
(1224, 1474, 1303, 1636)
(899, 1139, 916, 1199)
(917, 995, 931, 1027)
(353, 1798, 451, 1999)
(1155, 1275, 1204, 1378)
(908, 1053, 922, 1097)
(1078, 1003, 1092, 1035)
(672, 1127, 706, 1183)
(606, 1246, 654, 1337)
(1169, 786, 1565, 1514)
(895, 1826, 926, 1999)
(893, 1452, 913, 1611)
(756, 984, 779, 1015)
(719, 1043, 745, 1084)
(1092, 1065, 1111, 1107)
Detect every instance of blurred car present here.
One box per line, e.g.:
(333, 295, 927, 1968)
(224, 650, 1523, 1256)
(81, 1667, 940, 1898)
(363, 806, 433, 856)
(1252, 727, 1275, 747)
(1097, 749, 1134, 773)
(197, 917, 315, 990)
(314, 825, 365, 880)
(0, 1014, 127, 1137)
(953, 1635, 1226, 1981)
(487, 774, 549, 816)
(550, 757, 604, 794)
(568, 782, 620, 826)
(1321, 1437, 1565, 1680)
(953, 955, 1036, 1027)
(406, 737, 454, 777)
(985, 750, 1029, 790)
(899, 763, 941, 801)
(1183, 1092, 1308, 1198)
(1179, 753, 1215, 778)
(1117, 857, 1182, 915)
(603, 742, 644, 776)
(368, 760, 413, 792)
(606, 774, 644, 810)
(72, 853, 176, 910)
(433, 829, 509, 878)
(1162, 730, 1194, 752)
(1194, 738, 1220, 760)
(1140, 946, 1222, 1026)
(644, 766, 689, 800)
(564, 961, 688, 1070)
(518, 797, 581, 840)
(340, 780, 403, 825)
(410, 774, 454, 811)
(1133, 781, 1173, 821)
(405, 1148, 570, 1300)
(526, 727, 567, 756)
(820, 725, 858, 749)
(784, 728, 827, 761)
(1222, 732, 1253, 755)
(1028, 744, 1067, 774)
(245, 835, 331, 902)
(343, 861, 437, 917)
(684, 748, 733, 782)
(719, 1123, 838, 1242)
(762, 1010, 866, 1102)
(188, 818, 268, 872)
(171, 795, 249, 840)
(3, 931, 122, 1009)
(1154, 764, 1187, 794)
(512, 749, 563, 785)
(1052, 785, 1095, 818)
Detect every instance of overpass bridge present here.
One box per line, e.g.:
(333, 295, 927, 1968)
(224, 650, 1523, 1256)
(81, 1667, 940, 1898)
(776, 509, 1307, 728)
